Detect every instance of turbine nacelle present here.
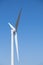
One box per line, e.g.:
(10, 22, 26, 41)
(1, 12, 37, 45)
(8, 22, 16, 32)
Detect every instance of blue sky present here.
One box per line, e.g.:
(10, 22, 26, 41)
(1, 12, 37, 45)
(0, 0, 43, 65)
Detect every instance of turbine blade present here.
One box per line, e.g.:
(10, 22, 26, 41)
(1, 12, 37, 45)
(8, 22, 16, 31)
(14, 32, 19, 62)
(15, 8, 22, 31)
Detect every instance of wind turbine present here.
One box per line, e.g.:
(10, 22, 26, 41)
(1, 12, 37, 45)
(8, 9, 22, 65)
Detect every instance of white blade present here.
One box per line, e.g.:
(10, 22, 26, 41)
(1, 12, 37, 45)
(8, 22, 16, 31)
(14, 32, 19, 62)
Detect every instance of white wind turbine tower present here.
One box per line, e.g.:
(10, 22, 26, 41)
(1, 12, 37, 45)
(8, 9, 22, 65)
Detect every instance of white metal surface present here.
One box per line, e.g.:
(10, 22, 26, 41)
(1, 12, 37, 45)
(15, 32, 19, 62)
(8, 22, 16, 31)
(11, 30, 14, 65)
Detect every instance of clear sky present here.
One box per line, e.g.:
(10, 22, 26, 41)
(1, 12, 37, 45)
(0, 0, 43, 65)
